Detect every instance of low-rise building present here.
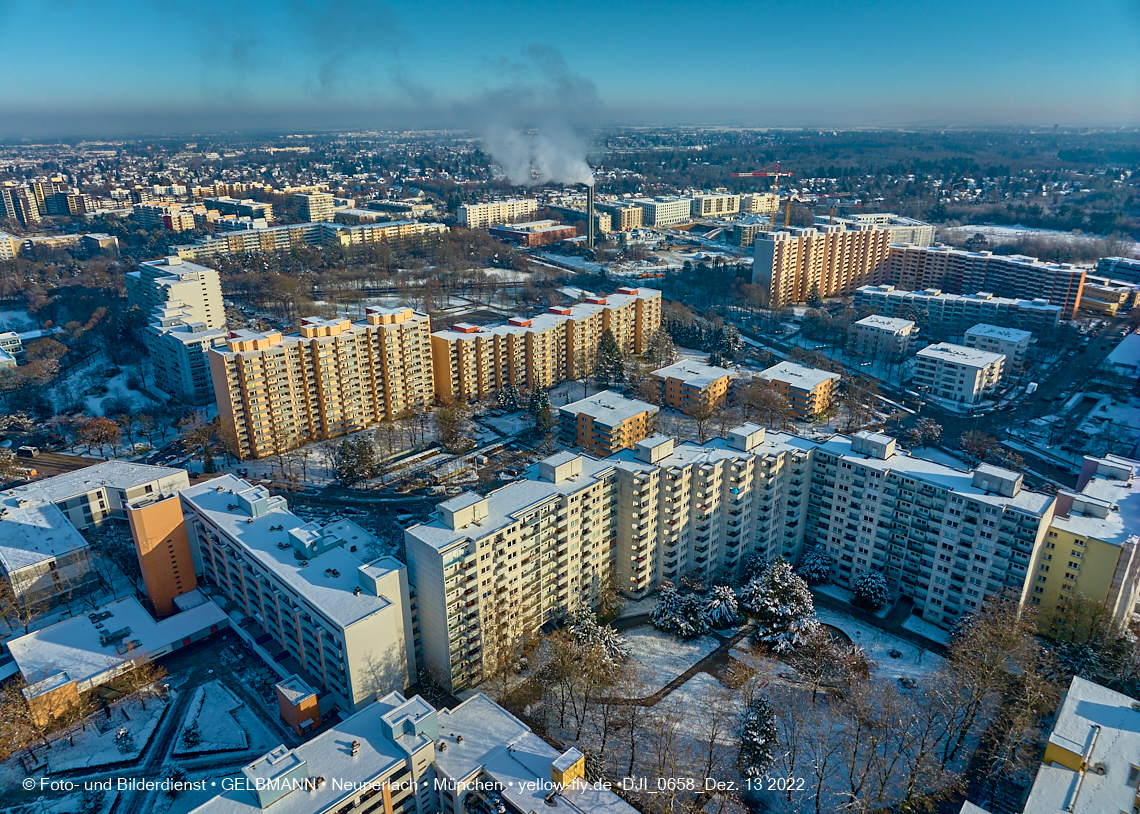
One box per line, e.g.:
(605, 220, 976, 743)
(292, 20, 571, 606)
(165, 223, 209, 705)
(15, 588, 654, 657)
(487, 220, 576, 247)
(559, 390, 659, 455)
(963, 323, 1032, 369)
(1029, 455, 1140, 633)
(855, 285, 1062, 338)
(0, 347, 14, 370)
(756, 361, 840, 418)
(629, 196, 693, 228)
(1096, 255, 1140, 284)
(1079, 274, 1140, 316)
(913, 343, 1004, 407)
(0, 500, 98, 608)
(1103, 333, 1140, 381)
(650, 360, 734, 414)
(848, 315, 916, 358)
(181, 475, 416, 713)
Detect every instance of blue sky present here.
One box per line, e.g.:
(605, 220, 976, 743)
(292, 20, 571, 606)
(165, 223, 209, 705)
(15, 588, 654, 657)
(0, 0, 1137, 136)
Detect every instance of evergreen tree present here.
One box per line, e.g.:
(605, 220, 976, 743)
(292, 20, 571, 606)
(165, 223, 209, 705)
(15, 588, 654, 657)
(738, 550, 768, 584)
(796, 545, 832, 584)
(852, 570, 891, 609)
(704, 585, 742, 628)
(744, 560, 819, 653)
(651, 582, 710, 639)
(737, 697, 778, 778)
(645, 328, 678, 369)
(497, 384, 520, 412)
(333, 434, 378, 485)
(806, 283, 823, 307)
(567, 606, 629, 664)
(593, 328, 626, 386)
(527, 389, 553, 434)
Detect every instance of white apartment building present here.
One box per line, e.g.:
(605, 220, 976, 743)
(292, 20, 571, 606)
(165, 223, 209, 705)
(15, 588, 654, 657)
(849, 315, 916, 357)
(913, 343, 1005, 407)
(181, 475, 416, 713)
(126, 256, 225, 331)
(691, 193, 740, 219)
(855, 285, 1063, 337)
(629, 196, 693, 227)
(296, 192, 336, 222)
(148, 301, 229, 405)
(457, 199, 538, 229)
(740, 193, 779, 216)
(963, 323, 1031, 368)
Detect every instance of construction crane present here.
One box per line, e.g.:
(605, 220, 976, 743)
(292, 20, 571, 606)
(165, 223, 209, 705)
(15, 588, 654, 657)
(731, 161, 793, 194)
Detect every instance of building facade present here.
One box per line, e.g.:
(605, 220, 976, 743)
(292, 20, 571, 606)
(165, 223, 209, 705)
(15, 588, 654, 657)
(126, 256, 225, 331)
(756, 361, 840, 418)
(691, 193, 741, 219)
(148, 302, 229, 405)
(753, 223, 893, 307)
(1095, 256, 1140, 284)
(913, 343, 1005, 407)
(210, 308, 435, 460)
(848, 315, 916, 358)
(629, 197, 693, 227)
(594, 201, 643, 231)
(173, 220, 446, 261)
(457, 199, 538, 229)
(650, 360, 734, 414)
(297, 192, 336, 222)
(855, 285, 1062, 337)
(827, 213, 935, 247)
(558, 390, 659, 455)
(963, 323, 1032, 368)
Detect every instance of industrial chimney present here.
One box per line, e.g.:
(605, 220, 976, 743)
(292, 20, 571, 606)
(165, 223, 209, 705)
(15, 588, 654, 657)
(586, 184, 595, 249)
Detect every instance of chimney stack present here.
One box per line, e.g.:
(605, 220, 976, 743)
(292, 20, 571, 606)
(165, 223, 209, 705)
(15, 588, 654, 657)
(586, 184, 595, 250)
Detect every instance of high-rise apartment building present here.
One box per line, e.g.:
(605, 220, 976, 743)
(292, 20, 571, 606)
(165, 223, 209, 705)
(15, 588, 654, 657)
(1096, 256, 1140, 284)
(173, 220, 446, 261)
(134, 202, 196, 232)
(210, 307, 434, 460)
(740, 193, 780, 216)
(753, 223, 893, 306)
(148, 302, 229, 405)
(628, 196, 693, 227)
(848, 315, 917, 358)
(820, 213, 935, 247)
(430, 288, 661, 404)
(181, 475, 416, 712)
(409, 425, 1055, 689)
(963, 323, 1032, 368)
(126, 256, 225, 330)
(913, 343, 1005, 407)
(296, 192, 336, 222)
(457, 199, 538, 228)
(202, 196, 274, 221)
(855, 285, 1063, 337)
(691, 193, 741, 219)
(1029, 454, 1140, 632)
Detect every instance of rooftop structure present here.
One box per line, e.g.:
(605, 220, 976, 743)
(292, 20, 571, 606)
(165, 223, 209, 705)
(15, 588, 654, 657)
(650, 360, 734, 414)
(915, 342, 1005, 369)
(963, 322, 1032, 367)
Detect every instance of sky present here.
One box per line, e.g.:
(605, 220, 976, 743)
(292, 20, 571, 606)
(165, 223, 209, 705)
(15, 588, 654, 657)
(0, 0, 1137, 137)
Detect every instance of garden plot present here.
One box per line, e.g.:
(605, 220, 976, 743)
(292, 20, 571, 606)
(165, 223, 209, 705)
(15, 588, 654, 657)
(174, 681, 248, 754)
(815, 608, 944, 681)
(45, 696, 169, 771)
(623, 625, 719, 693)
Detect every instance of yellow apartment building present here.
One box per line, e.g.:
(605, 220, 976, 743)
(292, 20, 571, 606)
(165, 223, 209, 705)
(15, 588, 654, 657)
(558, 390, 659, 455)
(650, 360, 734, 414)
(756, 361, 841, 418)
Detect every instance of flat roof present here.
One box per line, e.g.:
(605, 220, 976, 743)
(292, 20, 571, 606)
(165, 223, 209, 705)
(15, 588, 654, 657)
(179, 475, 395, 628)
(1106, 333, 1140, 369)
(0, 501, 89, 574)
(916, 342, 1005, 368)
(853, 315, 915, 332)
(0, 461, 188, 506)
(964, 323, 1032, 342)
(651, 360, 734, 387)
(1053, 456, 1140, 547)
(759, 361, 840, 390)
(8, 591, 227, 691)
(559, 390, 659, 426)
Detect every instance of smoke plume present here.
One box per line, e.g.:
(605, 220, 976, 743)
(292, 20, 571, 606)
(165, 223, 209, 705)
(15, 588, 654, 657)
(482, 121, 594, 187)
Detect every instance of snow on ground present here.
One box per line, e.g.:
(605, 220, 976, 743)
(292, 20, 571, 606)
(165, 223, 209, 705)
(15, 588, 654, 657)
(623, 625, 719, 693)
(44, 696, 169, 772)
(941, 224, 1140, 253)
(907, 445, 969, 470)
(815, 608, 944, 681)
(549, 379, 603, 406)
(0, 791, 118, 814)
(814, 584, 890, 618)
(0, 309, 36, 332)
(83, 370, 158, 416)
(616, 595, 659, 619)
(901, 615, 953, 645)
(479, 411, 532, 437)
(174, 681, 248, 754)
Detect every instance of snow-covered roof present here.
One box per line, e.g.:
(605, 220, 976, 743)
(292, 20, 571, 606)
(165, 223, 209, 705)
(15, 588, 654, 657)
(179, 475, 394, 628)
(0, 461, 187, 506)
(0, 500, 89, 575)
(1052, 456, 1140, 547)
(853, 315, 915, 333)
(1022, 677, 1140, 814)
(964, 323, 1032, 342)
(1106, 333, 1140, 373)
(758, 361, 840, 391)
(915, 342, 1005, 369)
(559, 390, 659, 427)
(651, 360, 734, 388)
(7, 591, 227, 690)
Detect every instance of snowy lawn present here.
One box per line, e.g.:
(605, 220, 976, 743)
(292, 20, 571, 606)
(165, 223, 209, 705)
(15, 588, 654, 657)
(174, 681, 248, 754)
(478, 411, 532, 437)
(615, 595, 658, 619)
(901, 615, 953, 645)
(814, 584, 890, 618)
(623, 625, 719, 693)
(815, 608, 944, 681)
(46, 696, 169, 771)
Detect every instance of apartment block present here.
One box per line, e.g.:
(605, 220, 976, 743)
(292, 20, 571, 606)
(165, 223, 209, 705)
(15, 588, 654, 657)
(963, 323, 1032, 368)
(457, 198, 538, 228)
(913, 343, 1005, 407)
(740, 192, 780, 216)
(848, 315, 916, 358)
(210, 307, 434, 460)
(757, 361, 840, 418)
(405, 453, 620, 690)
(0, 230, 17, 260)
(594, 201, 643, 231)
(134, 202, 196, 232)
(559, 390, 659, 455)
(430, 288, 661, 404)
(822, 213, 935, 247)
(1080, 275, 1140, 316)
(691, 193, 741, 219)
(629, 196, 693, 227)
(1096, 255, 1140, 284)
(1028, 455, 1140, 632)
(753, 223, 893, 306)
(126, 256, 225, 330)
(650, 360, 734, 414)
(148, 302, 229, 405)
(547, 203, 612, 234)
(855, 285, 1062, 336)
(181, 475, 416, 713)
(488, 219, 576, 246)
(887, 245, 1086, 318)
(203, 196, 274, 221)
(173, 220, 446, 261)
(296, 192, 336, 222)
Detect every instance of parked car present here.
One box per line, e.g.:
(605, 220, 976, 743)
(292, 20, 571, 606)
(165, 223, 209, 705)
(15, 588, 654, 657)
(16, 446, 39, 458)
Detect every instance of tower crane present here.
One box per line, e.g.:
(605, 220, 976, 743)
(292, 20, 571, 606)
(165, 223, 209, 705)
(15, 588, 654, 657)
(731, 161, 793, 194)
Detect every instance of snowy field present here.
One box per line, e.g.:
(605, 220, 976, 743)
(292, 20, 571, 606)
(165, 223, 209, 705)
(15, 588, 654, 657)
(815, 608, 945, 681)
(174, 681, 248, 754)
(941, 224, 1140, 254)
(479, 411, 532, 437)
(623, 625, 719, 693)
(16, 696, 169, 774)
(616, 595, 659, 619)
(0, 309, 36, 331)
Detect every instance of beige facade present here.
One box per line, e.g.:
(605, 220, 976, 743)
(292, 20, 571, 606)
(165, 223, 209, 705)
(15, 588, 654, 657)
(210, 307, 434, 460)
(296, 192, 336, 222)
(457, 198, 538, 228)
(963, 323, 1031, 368)
(126, 256, 225, 330)
(757, 361, 840, 418)
(650, 360, 734, 414)
(629, 196, 693, 227)
(430, 288, 662, 404)
(849, 315, 916, 358)
(595, 202, 643, 231)
(691, 193, 740, 219)
(913, 343, 1005, 407)
(173, 220, 446, 261)
(740, 192, 780, 216)
(753, 223, 893, 307)
(559, 390, 659, 455)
